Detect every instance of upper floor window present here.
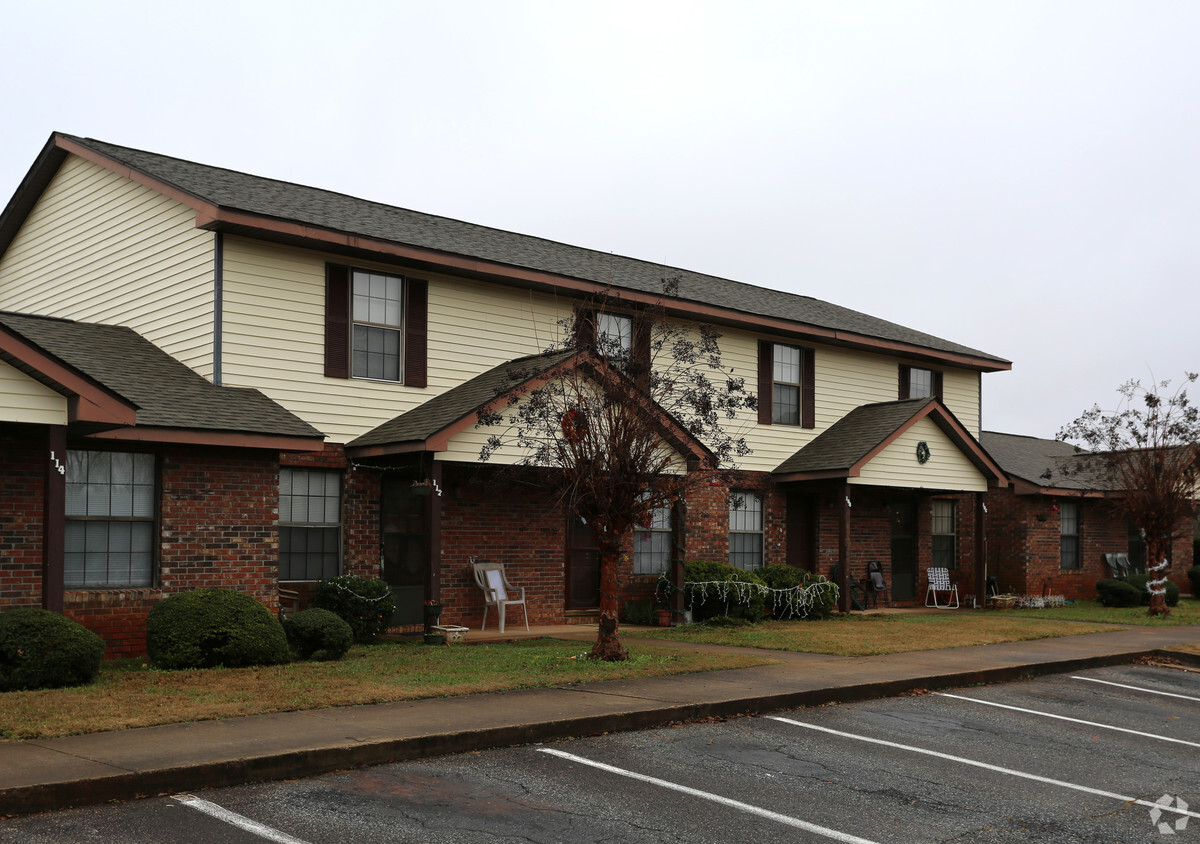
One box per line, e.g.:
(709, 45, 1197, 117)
(728, 491, 764, 570)
(1060, 502, 1081, 570)
(899, 365, 943, 401)
(279, 468, 342, 581)
(65, 450, 156, 588)
(931, 499, 956, 570)
(596, 312, 633, 361)
(758, 341, 814, 427)
(633, 501, 672, 575)
(352, 270, 404, 381)
(325, 264, 428, 387)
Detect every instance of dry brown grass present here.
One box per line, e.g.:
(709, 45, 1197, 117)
(0, 638, 774, 740)
(629, 612, 1121, 656)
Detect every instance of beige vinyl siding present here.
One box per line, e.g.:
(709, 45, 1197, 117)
(852, 416, 988, 491)
(725, 334, 984, 474)
(0, 155, 215, 378)
(220, 236, 572, 447)
(0, 359, 67, 424)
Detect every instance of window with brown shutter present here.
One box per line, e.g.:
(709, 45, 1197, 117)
(758, 340, 814, 428)
(324, 264, 427, 386)
(899, 365, 943, 401)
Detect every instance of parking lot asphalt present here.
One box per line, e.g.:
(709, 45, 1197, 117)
(2, 622, 1198, 819)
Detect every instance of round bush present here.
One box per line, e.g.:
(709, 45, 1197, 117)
(0, 608, 105, 691)
(1095, 578, 1142, 608)
(682, 560, 767, 622)
(146, 589, 291, 670)
(312, 576, 396, 643)
(1125, 573, 1181, 607)
(283, 608, 353, 661)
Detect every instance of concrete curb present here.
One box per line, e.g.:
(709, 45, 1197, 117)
(0, 647, 1160, 818)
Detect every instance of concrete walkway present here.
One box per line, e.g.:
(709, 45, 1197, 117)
(2, 623, 1198, 818)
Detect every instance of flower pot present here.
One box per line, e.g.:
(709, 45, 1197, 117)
(656, 608, 672, 627)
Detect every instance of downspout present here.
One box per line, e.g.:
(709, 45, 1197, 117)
(213, 231, 223, 386)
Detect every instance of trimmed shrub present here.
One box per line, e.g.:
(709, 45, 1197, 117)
(756, 565, 837, 620)
(682, 560, 767, 622)
(0, 608, 105, 691)
(1096, 578, 1142, 608)
(1125, 573, 1181, 607)
(312, 575, 396, 643)
(621, 599, 655, 627)
(146, 589, 291, 670)
(283, 608, 353, 661)
(1188, 565, 1200, 598)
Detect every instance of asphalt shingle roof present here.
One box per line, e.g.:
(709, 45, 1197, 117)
(979, 431, 1104, 490)
(773, 398, 935, 475)
(349, 350, 575, 448)
(61, 135, 1008, 368)
(0, 312, 322, 438)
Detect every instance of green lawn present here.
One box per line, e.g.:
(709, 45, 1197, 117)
(1007, 597, 1200, 626)
(627, 613, 1120, 657)
(0, 638, 775, 741)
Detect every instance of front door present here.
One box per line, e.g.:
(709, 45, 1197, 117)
(566, 516, 601, 610)
(785, 492, 817, 571)
(890, 501, 917, 602)
(381, 477, 427, 625)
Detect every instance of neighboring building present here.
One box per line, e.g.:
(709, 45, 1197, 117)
(0, 133, 1011, 655)
(981, 431, 1195, 600)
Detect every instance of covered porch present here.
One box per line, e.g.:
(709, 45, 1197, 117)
(772, 398, 1007, 612)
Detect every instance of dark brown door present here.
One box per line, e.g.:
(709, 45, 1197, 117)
(566, 515, 601, 609)
(785, 492, 817, 571)
(381, 477, 427, 625)
(890, 501, 917, 602)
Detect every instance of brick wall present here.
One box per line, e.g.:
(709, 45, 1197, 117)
(0, 427, 45, 607)
(984, 489, 1196, 601)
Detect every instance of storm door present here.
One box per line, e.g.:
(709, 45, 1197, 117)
(381, 476, 428, 625)
(785, 492, 817, 571)
(566, 515, 601, 610)
(890, 501, 918, 602)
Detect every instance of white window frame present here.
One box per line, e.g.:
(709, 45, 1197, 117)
(279, 468, 343, 581)
(352, 269, 405, 382)
(65, 450, 156, 588)
(728, 491, 764, 570)
(772, 343, 802, 425)
(596, 312, 633, 360)
(931, 499, 956, 570)
(1060, 502, 1081, 570)
(633, 501, 673, 575)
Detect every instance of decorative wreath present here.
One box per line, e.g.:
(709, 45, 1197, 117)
(915, 441, 931, 465)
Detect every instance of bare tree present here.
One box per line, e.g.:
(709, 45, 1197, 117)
(477, 282, 755, 659)
(1058, 373, 1200, 616)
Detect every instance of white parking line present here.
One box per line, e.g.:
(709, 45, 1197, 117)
(768, 717, 1200, 820)
(1072, 675, 1200, 702)
(173, 794, 309, 844)
(538, 747, 880, 844)
(936, 693, 1200, 748)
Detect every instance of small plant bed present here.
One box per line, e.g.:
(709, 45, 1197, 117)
(1008, 597, 1200, 626)
(627, 614, 1118, 657)
(0, 639, 774, 741)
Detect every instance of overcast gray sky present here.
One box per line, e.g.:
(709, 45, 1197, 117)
(2, 0, 1196, 439)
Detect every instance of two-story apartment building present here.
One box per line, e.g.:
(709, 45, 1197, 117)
(0, 133, 1010, 655)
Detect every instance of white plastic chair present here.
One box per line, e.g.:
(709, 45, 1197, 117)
(925, 567, 959, 609)
(472, 561, 529, 633)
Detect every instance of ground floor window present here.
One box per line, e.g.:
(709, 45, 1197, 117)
(728, 491, 764, 570)
(65, 450, 156, 587)
(931, 500, 956, 569)
(633, 502, 672, 575)
(1060, 502, 1081, 569)
(279, 468, 342, 581)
